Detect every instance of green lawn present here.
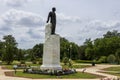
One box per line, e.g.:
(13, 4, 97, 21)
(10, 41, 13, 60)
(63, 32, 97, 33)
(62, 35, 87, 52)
(102, 72, 120, 77)
(73, 64, 91, 68)
(2, 62, 40, 70)
(3, 65, 14, 69)
(57, 64, 91, 70)
(103, 66, 120, 71)
(3, 62, 91, 70)
(100, 66, 120, 77)
(12, 71, 101, 79)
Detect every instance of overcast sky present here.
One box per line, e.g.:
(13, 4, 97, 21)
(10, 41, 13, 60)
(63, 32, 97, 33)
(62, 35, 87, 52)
(0, 0, 120, 49)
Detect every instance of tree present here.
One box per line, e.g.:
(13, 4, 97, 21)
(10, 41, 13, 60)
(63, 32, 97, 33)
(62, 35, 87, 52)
(68, 42, 79, 60)
(17, 49, 24, 61)
(92, 30, 120, 60)
(84, 38, 93, 48)
(60, 37, 79, 60)
(85, 47, 94, 60)
(32, 43, 43, 59)
(0, 41, 4, 59)
(103, 30, 120, 38)
(115, 49, 120, 64)
(78, 45, 86, 60)
(82, 30, 120, 61)
(30, 49, 35, 61)
(93, 38, 108, 57)
(60, 37, 70, 59)
(2, 35, 17, 64)
(84, 39, 95, 60)
(25, 49, 32, 61)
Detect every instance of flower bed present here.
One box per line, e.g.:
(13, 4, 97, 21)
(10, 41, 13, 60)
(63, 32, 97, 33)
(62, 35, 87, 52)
(23, 67, 76, 75)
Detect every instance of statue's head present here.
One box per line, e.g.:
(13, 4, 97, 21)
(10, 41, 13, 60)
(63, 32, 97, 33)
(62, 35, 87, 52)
(52, 7, 56, 12)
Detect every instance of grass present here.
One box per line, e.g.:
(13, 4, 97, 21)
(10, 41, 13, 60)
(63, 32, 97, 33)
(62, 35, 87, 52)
(74, 60, 100, 64)
(59, 64, 91, 69)
(75, 60, 93, 63)
(100, 66, 120, 77)
(3, 61, 92, 70)
(7, 71, 101, 79)
(3, 61, 102, 79)
(2, 61, 40, 70)
(103, 67, 120, 71)
(73, 64, 91, 68)
(102, 72, 120, 77)
(3, 65, 14, 69)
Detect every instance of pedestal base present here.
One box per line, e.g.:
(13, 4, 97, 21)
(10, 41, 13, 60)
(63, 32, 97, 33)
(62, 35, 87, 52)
(40, 28, 62, 70)
(41, 65, 62, 70)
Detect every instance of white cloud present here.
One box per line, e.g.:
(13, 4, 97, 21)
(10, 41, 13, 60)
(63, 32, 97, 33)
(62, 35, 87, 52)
(1, 9, 44, 27)
(59, 19, 120, 46)
(0, 9, 120, 49)
(57, 13, 81, 25)
(0, 9, 44, 49)
(0, 9, 83, 49)
(87, 20, 120, 31)
(27, 28, 44, 39)
(75, 20, 120, 45)
(3, 0, 32, 7)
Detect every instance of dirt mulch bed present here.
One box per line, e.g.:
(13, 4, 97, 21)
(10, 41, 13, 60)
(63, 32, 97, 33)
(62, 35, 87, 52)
(5, 71, 14, 77)
(1, 66, 8, 70)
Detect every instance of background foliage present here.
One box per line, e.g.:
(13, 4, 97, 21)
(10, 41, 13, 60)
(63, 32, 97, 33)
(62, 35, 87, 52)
(0, 30, 120, 64)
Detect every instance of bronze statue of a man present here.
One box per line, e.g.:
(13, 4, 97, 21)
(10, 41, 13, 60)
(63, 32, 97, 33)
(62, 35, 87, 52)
(46, 7, 56, 34)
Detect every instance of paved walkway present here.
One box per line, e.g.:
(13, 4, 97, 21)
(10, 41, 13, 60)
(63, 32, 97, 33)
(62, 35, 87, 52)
(77, 64, 119, 79)
(0, 64, 120, 80)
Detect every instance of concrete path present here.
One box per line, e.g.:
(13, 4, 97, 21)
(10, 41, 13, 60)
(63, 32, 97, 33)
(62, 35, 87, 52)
(0, 64, 120, 80)
(77, 64, 119, 79)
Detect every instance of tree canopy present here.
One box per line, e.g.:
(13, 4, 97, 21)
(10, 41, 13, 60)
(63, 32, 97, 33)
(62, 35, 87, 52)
(0, 30, 120, 64)
(2, 35, 18, 64)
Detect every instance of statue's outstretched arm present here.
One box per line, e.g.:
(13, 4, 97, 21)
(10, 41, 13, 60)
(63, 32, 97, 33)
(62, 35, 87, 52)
(46, 12, 51, 23)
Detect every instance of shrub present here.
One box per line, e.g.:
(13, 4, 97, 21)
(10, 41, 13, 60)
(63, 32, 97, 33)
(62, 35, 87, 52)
(63, 57, 69, 65)
(20, 60, 25, 64)
(107, 54, 116, 64)
(38, 58, 42, 64)
(98, 56, 107, 63)
(75, 60, 92, 63)
(75, 60, 100, 64)
(32, 60, 37, 64)
(68, 59, 73, 68)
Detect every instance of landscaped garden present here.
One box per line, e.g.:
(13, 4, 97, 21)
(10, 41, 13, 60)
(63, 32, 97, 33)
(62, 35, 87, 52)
(0, 30, 120, 79)
(101, 66, 120, 77)
(1, 60, 104, 79)
(5, 71, 102, 79)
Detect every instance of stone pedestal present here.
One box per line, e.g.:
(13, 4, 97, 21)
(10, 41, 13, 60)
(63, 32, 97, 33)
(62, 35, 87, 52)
(41, 24, 62, 70)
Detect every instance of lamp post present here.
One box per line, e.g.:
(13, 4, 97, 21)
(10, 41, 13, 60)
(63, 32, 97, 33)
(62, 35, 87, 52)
(68, 44, 72, 68)
(69, 44, 72, 61)
(67, 48, 69, 56)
